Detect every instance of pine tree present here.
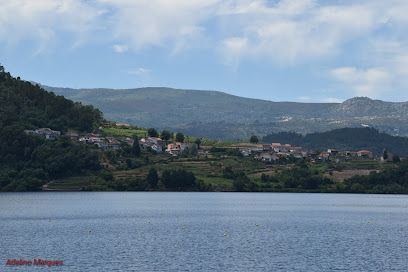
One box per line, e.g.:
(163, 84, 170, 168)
(132, 135, 141, 157)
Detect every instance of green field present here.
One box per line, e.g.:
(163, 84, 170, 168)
(102, 127, 148, 138)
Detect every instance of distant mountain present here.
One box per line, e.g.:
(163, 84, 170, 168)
(38, 84, 408, 140)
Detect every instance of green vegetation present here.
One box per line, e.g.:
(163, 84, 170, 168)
(161, 169, 196, 189)
(47, 176, 96, 190)
(146, 168, 158, 188)
(339, 160, 408, 194)
(43, 84, 408, 141)
(101, 127, 147, 138)
(132, 135, 141, 157)
(0, 65, 102, 191)
(160, 130, 171, 141)
(250, 135, 259, 144)
(262, 127, 408, 156)
(176, 132, 184, 143)
(147, 128, 159, 137)
(3, 64, 408, 194)
(35, 136, 408, 194)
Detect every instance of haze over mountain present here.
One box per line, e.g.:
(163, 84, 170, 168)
(39, 84, 408, 141)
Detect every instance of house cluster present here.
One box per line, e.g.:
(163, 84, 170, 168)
(69, 132, 140, 151)
(166, 142, 199, 154)
(139, 137, 163, 153)
(318, 149, 374, 162)
(23, 128, 382, 162)
(23, 128, 198, 155)
(24, 128, 61, 140)
(243, 142, 376, 163)
(251, 143, 309, 161)
(79, 133, 122, 150)
(138, 137, 201, 155)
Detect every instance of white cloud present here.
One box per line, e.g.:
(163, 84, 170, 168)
(113, 44, 128, 53)
(0, 0, 103, 53)
(220, 37, 248, 69)
(392, 52, 408, 80)
(2, 0, 408, 65)
(98, 0, 220, 52)
(297, 96, 310, 101)
(218, 0, 383, 66)
(330, 67, 392, 98)
(2, 0, 408, 100)
(321, 97, 344, 103)
(127, 68, 151, 76)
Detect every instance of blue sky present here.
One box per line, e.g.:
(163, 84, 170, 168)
(1, 0, 408, 102)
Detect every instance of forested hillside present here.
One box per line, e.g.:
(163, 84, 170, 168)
(0, 65, 103, 191)
(41, 84, 408, 140)
(262, 127, 408, 156)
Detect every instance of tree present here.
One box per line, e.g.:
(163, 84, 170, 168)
(383, 149, 388, 161)
(147, 128, 159, 137)
(250, 135, 259, 144)
(176, 132, 184, 143)
(125, 158, 132, 168)
(194, 138, 202, 149)
(132, 135, 141, 157)
(161, 169, 195, 188)
(393, 155, 401, 163)
(161, 130, 171, 141)
(146, 168, 159, 188)
(190, 145, 198, 156)
(233, 175, 249, 191)
(161, 170, 171, 187)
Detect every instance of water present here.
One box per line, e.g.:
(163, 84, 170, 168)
(0, 192, 407, 271)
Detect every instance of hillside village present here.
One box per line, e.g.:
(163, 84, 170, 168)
(3, 64, 406, 195)
(25, 127, 396, 163)
(240, 142, 395, 163)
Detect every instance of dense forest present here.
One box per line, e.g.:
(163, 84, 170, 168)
(340, 160, 408, 194)
(0, 65, 103, 191)
(262, 127, 408, 156)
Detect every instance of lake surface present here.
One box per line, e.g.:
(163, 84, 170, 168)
(0, 192, 407, 271)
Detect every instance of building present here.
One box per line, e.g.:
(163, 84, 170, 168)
(141, 137, 163, 145)
(357, 150, 373, 159)
(328, 149, 339, 155)
(67, 132, 79, 140)
(25, 128, 60, 141)
(35, 128, 61, 137)
(166, 142, 187, 154)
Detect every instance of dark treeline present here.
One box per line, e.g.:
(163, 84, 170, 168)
(83, 168, 212, 192)
(340, 160, 408, 194)
(0, 66, 102, 131)
(262, 127, 408, 156)
(161, 169, 196, 189)
(256, 160, 408, 194)
(0, 65, 103, 191)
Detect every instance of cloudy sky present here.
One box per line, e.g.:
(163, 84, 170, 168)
(1, 0, 408, 102)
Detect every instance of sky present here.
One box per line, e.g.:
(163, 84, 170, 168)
(1, 0, 408, 103)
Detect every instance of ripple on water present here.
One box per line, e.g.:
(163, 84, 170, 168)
(0, 192, 407, 271)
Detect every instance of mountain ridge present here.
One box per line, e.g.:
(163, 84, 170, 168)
(37, 83, 408, 140)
